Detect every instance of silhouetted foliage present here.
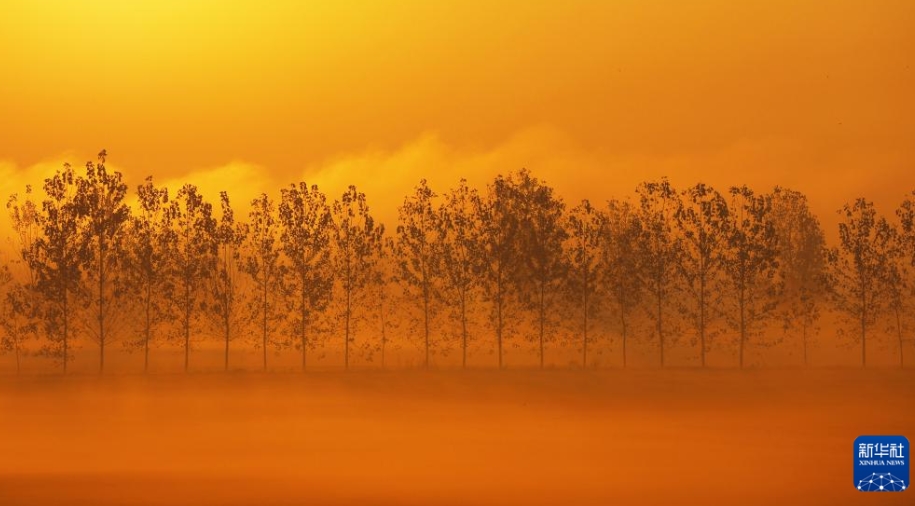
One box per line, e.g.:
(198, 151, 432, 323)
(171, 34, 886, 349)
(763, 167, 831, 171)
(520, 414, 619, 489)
(244, 192, 285, 371)
(894, 191, 915, 367)
(770, 187, 828, 366)
(674, 183, 729, 367)
(6, 186, 40, 277)
(602, 198, 642, 368)
(3, 150, 914, 373)
(375, 236, 399, 369)
(722, 186, 779, 368)
(332, 185, 384, 370)
(32, 164, 84, 372)
(514, 170, 568, 368)
(635, 179, 681, 367)
(0, 262, 16, 370)
(279, 182, 334, 371)
(477, 173, 523, 369)
(564, 199, 605, 369)
(170, 184, 217, 372)
(396, 179, 441, 368)
(123, 177, 176, 372)
(208, 191, 249, 371)
(75, 151, 131, 373)
(3, 187, 41, 373)
(830, 198, 896, 368)
(437, 179, 482, 369)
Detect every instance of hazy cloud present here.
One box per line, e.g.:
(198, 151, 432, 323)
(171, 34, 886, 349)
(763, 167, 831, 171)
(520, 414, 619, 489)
(1, 126, 912, 247)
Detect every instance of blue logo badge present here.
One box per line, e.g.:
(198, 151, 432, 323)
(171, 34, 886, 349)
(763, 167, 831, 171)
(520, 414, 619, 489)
(854, 435, 908, 492)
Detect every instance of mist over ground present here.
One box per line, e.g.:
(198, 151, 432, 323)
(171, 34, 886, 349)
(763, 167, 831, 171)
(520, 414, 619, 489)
(1, 369, 912, 505)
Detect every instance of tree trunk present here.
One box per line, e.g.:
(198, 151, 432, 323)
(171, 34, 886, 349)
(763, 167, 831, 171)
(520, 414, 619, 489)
(895, 307, 903, 368)
(224, 249, 232, 372)
(301, 288, 308, 372)
(381, 329, 386, 370)
(423, 281, 430, 370)
(621, 304, 628, 369)
(618, 283, 628, 369)
(461, 293, 467, 369)
(62, 288, 69, 375)
(861, 287, 867, 369)
(379, 292, 387, 371)
(656, 279, 664, 368)
(98, 244, 105, 375)
(738, 288, 746, 369)
(144, 285, 151, 374)
(299, 321, 308, 372)
(539, 282, 545, 369)
(699, 274, 706, 368)
(582, 271, 588, 370)
(262, 278, 268, 372)
(496, 274, 504, 370)
(184, 313, 190, 373)
(802, 322, 808, 368)
(183, 278, 191, 373)
(15, 335, 21, 375)
(224, 313, 230, 372)
(345, 284, 351, 371)
(698, 218, 707, 369)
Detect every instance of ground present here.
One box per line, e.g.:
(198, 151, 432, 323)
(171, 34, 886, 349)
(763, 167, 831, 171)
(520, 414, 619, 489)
(0, 369, 913, 505)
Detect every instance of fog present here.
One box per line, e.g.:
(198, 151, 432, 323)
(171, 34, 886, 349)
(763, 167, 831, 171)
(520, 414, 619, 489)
(1, 369, 913, 505)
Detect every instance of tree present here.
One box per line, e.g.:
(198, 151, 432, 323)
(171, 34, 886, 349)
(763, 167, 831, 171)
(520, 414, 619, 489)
(635, 179, 681, 367)
(477, 173, 521, 369)
(831, 199, 896, 368)
(396, 179, 440, 369)
(0, 261, 15, 371)
(514, 170, 567, 369)
(332, 185, 384, 370)
(6, 187, 40, 276)
(32, 164, 85, 373)
(74, 151, 131, 373)
(565, 200, 605, 369)
(279, 182, 334, 371)
(170, 184, 217, 372)
(674, 183, 729, 367)
(722, 186, 780, 368)
(124, 177, 176, 373)
(244, 192, 284, 372)
(886, 241, 908, 368)
(894, 191, 915, 367)
(602, 199, 642, 368)
(209, 191, 249, 371)
(438, 179, 482, 369)
(770, 187, 828, 366)
(3, 187, 41, 374)
(375, 236, 399, 370)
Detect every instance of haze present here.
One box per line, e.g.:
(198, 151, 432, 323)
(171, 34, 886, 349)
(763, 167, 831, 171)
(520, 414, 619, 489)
(1, 0, 913, 230)
(2, 371, 914, 505)
(2, 2, 914, 505)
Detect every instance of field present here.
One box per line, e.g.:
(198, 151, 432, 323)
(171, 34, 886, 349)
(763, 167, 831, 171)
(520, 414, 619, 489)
(1, 369, 913, 505)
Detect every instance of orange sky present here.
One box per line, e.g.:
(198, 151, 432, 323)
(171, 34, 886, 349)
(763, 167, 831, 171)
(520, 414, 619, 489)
(1, 0, 913, 234)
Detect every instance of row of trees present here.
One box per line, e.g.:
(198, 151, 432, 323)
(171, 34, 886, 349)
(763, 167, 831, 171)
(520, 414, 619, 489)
(1, 151, 913, 373)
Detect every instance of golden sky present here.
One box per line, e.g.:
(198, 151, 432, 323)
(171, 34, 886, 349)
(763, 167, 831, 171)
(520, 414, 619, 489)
(1, 0, 913, 232)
